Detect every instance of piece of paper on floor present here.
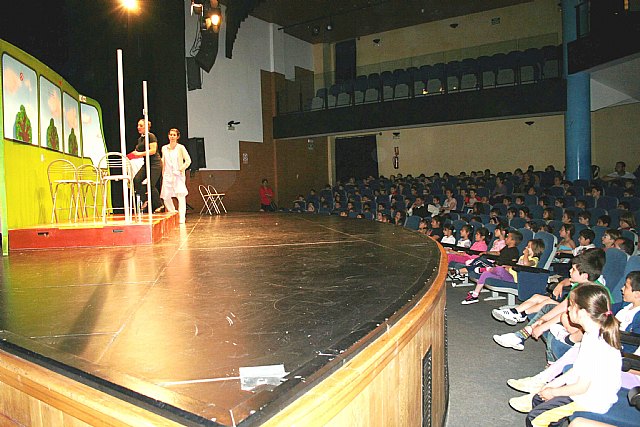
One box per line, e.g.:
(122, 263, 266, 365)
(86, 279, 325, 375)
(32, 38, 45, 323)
(239, 364, 288, 391)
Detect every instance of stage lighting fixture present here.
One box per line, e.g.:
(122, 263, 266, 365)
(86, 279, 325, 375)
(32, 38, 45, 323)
(121, 0, 138, 12)
(191, 1, 204, 16)
(209, 7, 222, 27)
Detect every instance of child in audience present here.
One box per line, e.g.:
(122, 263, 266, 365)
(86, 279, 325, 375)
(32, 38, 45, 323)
(418, 219, 428, 234)
(427, 215, 443, 241)
(462, 235, 543, 305)
(467, 188, 480, 206)
(561, 211, 574, 224)
(543, 207, 555, 223)
(306, 202, 316, 213)
(573, 229, 596, 256)
(428, 195, 442, 216)
(515, 195, 526, 207)
(555, 224, 576, 259)
(525, 221, 540, 233)
(601, 229, 621, 249)
(618, 211, 637, 234)
(456, 224, 473, 248)
(614, 237, 635, 256)
(394, 210, 405, 226)
(520, 207, 531, 221)
(575, 200, 587, 211)
(446, 227, 489, 266)
(524, 284, 621, 426)
(596, 215, 611, 228)
(507, 207, 518, 223)
(492, 249, 606, 349)
(442, 188, 458, 213)
(577, 211, 591, 227)
(441, 224, 456, 244)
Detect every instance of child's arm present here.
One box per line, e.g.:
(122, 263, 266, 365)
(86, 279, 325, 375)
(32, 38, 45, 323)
(539, 374, 590, 401)
(552, 278, 572, 299)
(531, 300, 568, 338)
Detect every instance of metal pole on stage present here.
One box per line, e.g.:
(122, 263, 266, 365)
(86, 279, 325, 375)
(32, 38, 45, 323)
(117, 49, 131, 223)
(143, 81, 152, 222)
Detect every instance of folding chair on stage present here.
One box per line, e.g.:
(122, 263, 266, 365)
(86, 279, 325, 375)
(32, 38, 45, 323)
(207, 185, 227, 214)
(199, 185, 216, 215)
(98, 152, 136, 221)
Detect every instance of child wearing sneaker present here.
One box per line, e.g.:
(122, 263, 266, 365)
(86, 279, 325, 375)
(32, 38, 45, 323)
(492, 249, 605, 346)
(461, 234, 544, 305)
(455, 223, 509, 279)
(524, 284, 621, 427)
(446, 227, 489, 270)
(509, 270, 640, 405)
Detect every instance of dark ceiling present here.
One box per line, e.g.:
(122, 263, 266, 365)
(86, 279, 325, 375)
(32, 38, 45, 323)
(242, 0, 532, 44)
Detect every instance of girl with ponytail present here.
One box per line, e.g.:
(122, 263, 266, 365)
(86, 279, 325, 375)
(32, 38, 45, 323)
(525, 284, 622, 427)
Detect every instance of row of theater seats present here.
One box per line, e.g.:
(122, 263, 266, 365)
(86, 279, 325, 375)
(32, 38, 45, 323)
(308, 45, 562, 110)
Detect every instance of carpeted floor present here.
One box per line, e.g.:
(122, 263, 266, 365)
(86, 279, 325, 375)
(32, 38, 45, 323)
(445, 281, 548, 426)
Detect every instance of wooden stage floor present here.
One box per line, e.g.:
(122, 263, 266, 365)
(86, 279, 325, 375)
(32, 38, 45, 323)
(0, 213, 441, 426)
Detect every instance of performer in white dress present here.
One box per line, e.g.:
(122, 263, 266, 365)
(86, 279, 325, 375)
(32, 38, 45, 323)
(160, 128, 191, 223)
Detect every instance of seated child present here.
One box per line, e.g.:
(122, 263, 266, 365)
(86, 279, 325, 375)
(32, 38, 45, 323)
(601, 229, 621, 249)
(573, 229, 596, 256)
(427, 215, 443, 241)
(441, 224, 456, 245)
(455, 224, 473, 248)
(561, 210, 574, 224)
(596, 215, 611, 228)
(452, 224, 509, 279)
(524, 285, 621, 426)
(577, 211, 591, 227)
(461, 233, 543, 305)
(447, 227, 489, 266)
(492, 249, 606, 350)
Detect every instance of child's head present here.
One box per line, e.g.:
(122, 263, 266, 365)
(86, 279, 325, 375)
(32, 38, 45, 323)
(622, 271, 640, 306)
(577, 211, 591, 225)
(490, 207, 500, 218)
(495, 223, 509, 239)
(515, 195, 525, 205)
(525, 221, 540, 233)
(590, 185, 602, 198)
(527, 238, 545, 257)
(431, 215, 442, 228)
(596, 215, 611, 227)
(460, 224, 472, 239)
(506, 207, 517, 219)
(475, 227, 489, 242)
(619, 212, 637, 230)
(307, 202, 316, 212)
(418, 219, 428, 232)
(568, 283, 620, 350)
(577, 228, 595, 247)
(519, 206, 530, 219)
(542, 207, 554, 220)
(443, 224, 454, 236)
(554, 198, 565, 208)
(618, 201, 630, 211)
(432, 195, 441, 205)
(562, 210, 574, 224)
(602, 229, 621, 248)
(571, 248, 605, 284)
(614, 237, 635, 256)
(560, 223, 575, 240)
(489, 216, 500, 225)
(505, 230, 523, 247)
(575, 200, 587, 210)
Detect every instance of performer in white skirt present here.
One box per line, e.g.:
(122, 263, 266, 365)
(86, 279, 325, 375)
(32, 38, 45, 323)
(160, 128, 191, 223)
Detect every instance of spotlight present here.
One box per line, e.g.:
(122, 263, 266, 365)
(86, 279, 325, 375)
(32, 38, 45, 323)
(326, 21, 333, 31)
(208, 7, 222, 28)
(311, 26, 320, 36)
(121, 0, 138, 12)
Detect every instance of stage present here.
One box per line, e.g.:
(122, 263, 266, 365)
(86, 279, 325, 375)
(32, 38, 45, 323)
(0, 213, 447, 426)
(7, 212, 179, 250)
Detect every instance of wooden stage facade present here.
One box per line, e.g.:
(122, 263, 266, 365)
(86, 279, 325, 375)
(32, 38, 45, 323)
(0, 213, 448, 426)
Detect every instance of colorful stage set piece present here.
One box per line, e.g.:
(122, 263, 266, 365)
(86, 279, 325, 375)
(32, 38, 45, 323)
(0, 40, 177, 253)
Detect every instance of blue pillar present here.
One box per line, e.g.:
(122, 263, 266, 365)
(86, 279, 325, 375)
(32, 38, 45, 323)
(563, 0, 591, 181)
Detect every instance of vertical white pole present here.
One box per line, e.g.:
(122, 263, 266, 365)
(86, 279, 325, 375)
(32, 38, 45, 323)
(143, 81, 152, 222)
(117, 49, 131, 222)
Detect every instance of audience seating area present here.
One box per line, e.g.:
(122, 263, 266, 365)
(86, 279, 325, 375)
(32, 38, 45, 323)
(306, 45, 561, 111)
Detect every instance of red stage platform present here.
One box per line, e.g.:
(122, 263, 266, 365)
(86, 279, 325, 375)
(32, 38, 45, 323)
(8, 212, 179, 250)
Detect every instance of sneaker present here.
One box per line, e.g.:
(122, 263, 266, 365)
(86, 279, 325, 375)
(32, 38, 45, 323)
(493, 333, 524, 350)
(507, 376, 546, 394)
(461, 292, 479, 305)
(491, 308, 523, 326)
(509, 393, 535, 413)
